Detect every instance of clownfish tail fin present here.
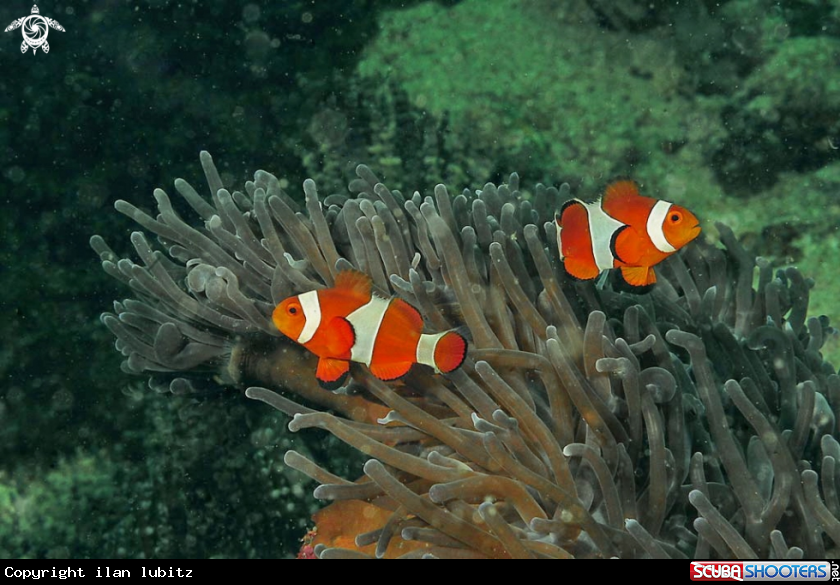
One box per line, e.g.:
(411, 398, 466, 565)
(433, 331, 468, 374)
(416, 330, 468, 374)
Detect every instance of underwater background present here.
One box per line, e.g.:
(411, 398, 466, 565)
(1, 0, 839, 559)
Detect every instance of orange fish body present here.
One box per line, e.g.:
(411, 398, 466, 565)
(555, 180, 701, 287)
(272, 270, 467, 387)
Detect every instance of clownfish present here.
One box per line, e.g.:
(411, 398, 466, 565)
(554, 180, 701, 288)
(272, 269, 468, 387)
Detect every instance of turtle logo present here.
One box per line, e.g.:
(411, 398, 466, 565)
(5, 5, 65, 55)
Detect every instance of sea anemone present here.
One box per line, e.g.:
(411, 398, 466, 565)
(92, 152, 840, 558)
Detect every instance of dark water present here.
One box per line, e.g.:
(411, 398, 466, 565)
(0, 0, 838, 558)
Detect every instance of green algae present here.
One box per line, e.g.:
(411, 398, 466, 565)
(359, 0, 702, 189)
(357, 0, 840, 365)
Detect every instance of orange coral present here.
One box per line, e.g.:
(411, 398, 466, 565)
(311, 501, 431, 559)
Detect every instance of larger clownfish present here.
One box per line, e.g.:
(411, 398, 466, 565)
(272, 269, 468, 387)
(555, 180, 701, 288)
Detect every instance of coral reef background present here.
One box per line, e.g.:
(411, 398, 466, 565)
(1, 0, 839, 558)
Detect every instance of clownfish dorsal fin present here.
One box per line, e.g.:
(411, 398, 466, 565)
(601, 180, 651, 227)
(390, 297, 424, 331)
(603, 180, 641, 206)
(334, 269, 373, 301)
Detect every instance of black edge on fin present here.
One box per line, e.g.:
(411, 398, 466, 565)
(317, 370, 350, 391)
(343, 316, 356, 346)
(564, 268, 592, 283)
(609, 268, 655, 295)
(556, 199, 582, 224)
(609, 225, 630, 265)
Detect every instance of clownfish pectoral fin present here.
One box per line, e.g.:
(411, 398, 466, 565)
(369, 361, 414, 381)
(609, 225, 630, 265)
(333, 269, 373, 302)
(612, 225, 646, 266)
(620, 265, 657, 287)
(323, 317, 356, 356)
(316, 357, 351, 389)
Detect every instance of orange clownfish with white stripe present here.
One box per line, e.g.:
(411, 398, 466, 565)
(555, 180, 701, 288)
(272, 269, 468, 388)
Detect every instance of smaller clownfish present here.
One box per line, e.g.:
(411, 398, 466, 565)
(272, 269, 468, 387)
(555, 180, 701, 288)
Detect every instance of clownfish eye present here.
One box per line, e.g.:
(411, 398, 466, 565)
(670, 211, 682, 224)
(287, 304, 300, 315)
